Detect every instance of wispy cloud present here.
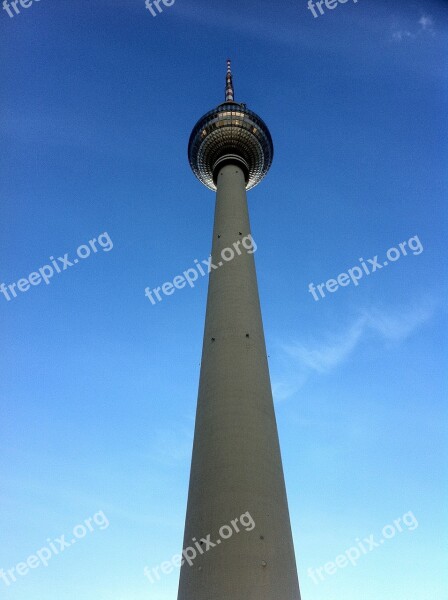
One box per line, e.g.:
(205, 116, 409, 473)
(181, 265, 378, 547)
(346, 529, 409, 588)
(361, 303, 435, 342)
(392, 30, 414, 42)
(284, 319, 365, 374)
(272, 379, 308, 402)
(150, 426, 193, 465)
(272, 299, 436, 400)
(392, 14, 435, 42)
(419, 15, 435, 33)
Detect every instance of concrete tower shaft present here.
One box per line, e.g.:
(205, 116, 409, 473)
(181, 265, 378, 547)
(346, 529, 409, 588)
(177, 162, 301, 599)
(178, 62, 301, 600)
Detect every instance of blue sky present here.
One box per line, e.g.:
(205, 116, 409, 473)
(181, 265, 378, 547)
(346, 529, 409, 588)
(0, 0, 446, 599)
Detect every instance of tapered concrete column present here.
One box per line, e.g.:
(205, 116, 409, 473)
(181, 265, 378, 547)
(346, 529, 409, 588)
(177, 163, 301, 600)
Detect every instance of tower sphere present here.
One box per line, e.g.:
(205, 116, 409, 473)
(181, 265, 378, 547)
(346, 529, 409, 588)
(188, 61, 274, 191)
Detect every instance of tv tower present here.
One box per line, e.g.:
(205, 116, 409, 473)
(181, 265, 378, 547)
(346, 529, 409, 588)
(177, 61, 301, 600)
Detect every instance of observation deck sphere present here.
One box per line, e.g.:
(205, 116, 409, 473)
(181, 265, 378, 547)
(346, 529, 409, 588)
(188, 101, 274, 192)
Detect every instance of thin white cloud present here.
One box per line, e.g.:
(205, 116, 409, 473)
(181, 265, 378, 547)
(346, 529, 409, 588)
(283, 319, 365, 374)
(419, 15, 434, 32)
(272, 299, 436, 400)
(392, 30, 414, 42)
(392, 14, 435, 42)
(151, 426, 193, 465)
(361, 303, 435, 342)
(272, 379, 307, 402)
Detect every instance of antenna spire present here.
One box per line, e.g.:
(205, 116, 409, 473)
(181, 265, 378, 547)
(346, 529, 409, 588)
(225, 59, 234, 102)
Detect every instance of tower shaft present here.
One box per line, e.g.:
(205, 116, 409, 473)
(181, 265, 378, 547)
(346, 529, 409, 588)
(177, 163, 301, 600)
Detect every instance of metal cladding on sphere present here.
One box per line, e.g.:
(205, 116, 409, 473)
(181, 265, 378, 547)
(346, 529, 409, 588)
(188, 62, 274, 191)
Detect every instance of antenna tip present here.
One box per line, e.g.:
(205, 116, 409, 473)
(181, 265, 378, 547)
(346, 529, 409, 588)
(225, 59, 234, 101)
